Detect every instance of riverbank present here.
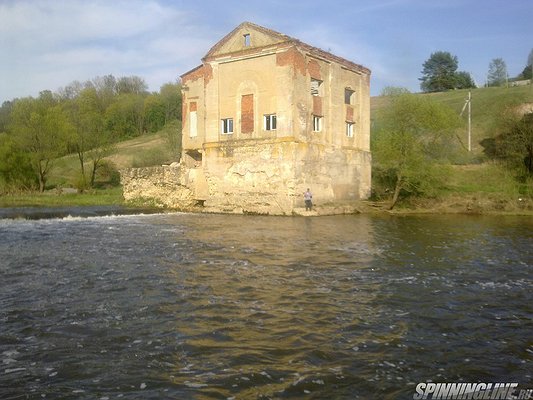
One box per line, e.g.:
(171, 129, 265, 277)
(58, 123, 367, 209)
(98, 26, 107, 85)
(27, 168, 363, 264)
(0, 187, 124, 208)
(1, 188, 532, 217)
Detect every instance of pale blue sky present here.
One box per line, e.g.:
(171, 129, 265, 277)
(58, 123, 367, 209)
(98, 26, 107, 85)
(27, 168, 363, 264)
(0, 0, 531, 103)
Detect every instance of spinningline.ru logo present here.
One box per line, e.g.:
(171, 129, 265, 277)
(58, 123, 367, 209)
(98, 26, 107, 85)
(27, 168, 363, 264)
(413, 382, 532, 400)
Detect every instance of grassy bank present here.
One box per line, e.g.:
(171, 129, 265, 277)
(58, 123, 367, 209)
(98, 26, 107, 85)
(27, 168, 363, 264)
(0, 187, 124, 208)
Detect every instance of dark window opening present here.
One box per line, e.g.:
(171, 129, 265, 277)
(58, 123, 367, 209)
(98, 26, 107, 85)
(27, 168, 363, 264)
(184, 149, 202, 168)
(244, 33, 251, 47)
(345, 88, 355, 105)
(311, 79, 323, 96)
(264, 114, 277, 131)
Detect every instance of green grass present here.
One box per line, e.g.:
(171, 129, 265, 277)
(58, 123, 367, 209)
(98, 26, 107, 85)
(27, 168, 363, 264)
(50, 130, 177, 188)
(445, 163, 523, 196)
(0, 187, 124, 208)
(371, 84, 533, 154)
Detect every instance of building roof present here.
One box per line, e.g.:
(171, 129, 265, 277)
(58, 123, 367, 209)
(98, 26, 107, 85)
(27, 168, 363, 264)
(182, 21, 370, 78)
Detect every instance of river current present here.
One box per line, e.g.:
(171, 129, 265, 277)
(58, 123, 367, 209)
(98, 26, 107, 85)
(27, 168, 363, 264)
(1, 212, 532, 399)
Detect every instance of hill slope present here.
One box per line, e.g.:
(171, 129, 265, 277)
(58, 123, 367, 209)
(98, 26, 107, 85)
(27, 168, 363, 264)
(371, 85, 533, 154)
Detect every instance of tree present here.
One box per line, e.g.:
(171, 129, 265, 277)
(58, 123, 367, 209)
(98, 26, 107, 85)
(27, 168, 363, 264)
(9, 92, 73, 191)
(65, 87, 114, 188)
(520, 49, 533, 80)
(0, 133, 36, 192)
(372, 94, 461, 209)
(420, 51, 459, 92)
(144, 93, 166, 133)
(116, 76, 148, 95)
(487, 58, 508, 87)
(159, 82, 182, 123)
(486, 109, 533, 178)
(455, 71, 476, 89)
(105, 93, 145, 138)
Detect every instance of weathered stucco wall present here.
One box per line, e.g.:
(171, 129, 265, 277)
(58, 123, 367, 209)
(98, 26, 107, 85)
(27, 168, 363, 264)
(121, 137, 371, 215)
(121, 164, 196, 210)
(124, 22, 371, 215)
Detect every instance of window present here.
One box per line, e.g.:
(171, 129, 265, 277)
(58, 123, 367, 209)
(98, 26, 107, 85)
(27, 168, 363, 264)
(313, 115, 322, 132)
(221, 118, 233, 134)
(345, 88, 355, 105)
(310, 79, 323, 96)
(189, 111, 197, 137)
(264, 114, 277, 131)
(346, 122, 354, 138)
(243, 33, 251, 47)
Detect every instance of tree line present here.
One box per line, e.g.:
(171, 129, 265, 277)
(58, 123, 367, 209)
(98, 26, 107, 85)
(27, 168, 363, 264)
(0, 75, 182, 193)
(419, 48, 533, 92)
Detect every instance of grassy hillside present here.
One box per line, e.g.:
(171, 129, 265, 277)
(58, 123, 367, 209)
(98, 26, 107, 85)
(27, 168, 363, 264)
(51, 130, 178, 188)
(371, 85, 533, 154)
(371, 85, 533, 212)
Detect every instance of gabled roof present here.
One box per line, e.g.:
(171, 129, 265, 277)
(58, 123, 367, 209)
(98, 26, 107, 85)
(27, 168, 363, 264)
(202, 21, 370, 75)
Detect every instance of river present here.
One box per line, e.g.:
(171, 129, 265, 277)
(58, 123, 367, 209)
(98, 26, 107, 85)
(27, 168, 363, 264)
(1, 212, 532, 399)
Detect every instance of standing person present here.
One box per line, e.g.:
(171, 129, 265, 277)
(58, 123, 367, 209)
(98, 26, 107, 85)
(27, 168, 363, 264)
(304, 188, 313, 211)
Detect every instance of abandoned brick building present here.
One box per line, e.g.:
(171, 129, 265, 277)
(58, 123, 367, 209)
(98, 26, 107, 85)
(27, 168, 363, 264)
(123, 22, 371, 214)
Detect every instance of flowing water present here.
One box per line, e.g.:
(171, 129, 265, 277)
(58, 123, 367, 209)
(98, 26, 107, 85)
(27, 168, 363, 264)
(0, 212, 532, 399)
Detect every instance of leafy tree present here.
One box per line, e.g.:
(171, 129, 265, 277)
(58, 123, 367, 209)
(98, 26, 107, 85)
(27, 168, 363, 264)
(0, 100, 15, 133)
(90, 75, 118, 109)
(9, 92, 73, 191)
(455, 71, 476, 89)
(487, 58, 508, 87)
(159, 82, 182, 122)
(116, 76, 148, 95)
(372, 94, 461, 209)
(0, 133, 36, 192)
(144, 93, 166, 133)
(420, 51, 459, 92)
(65, 87, 114, 188)
(520, 49, 533, 80)
(105, 93, 145, 138)
(483, 108, 533, 178)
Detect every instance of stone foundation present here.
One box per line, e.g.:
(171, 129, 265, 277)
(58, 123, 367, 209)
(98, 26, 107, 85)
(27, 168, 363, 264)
(121, 139, 371, 216)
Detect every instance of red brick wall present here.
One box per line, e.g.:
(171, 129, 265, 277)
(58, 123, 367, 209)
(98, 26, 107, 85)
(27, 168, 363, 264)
(241, 94, 254, 133)
(313, 96, 322, 116)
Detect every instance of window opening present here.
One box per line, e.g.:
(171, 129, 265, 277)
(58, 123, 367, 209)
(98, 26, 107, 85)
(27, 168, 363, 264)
(189, 111, 197, 137)
(346, 122, 354, 137)
(244, 34, 251, 47)
(184, 149, 202, 168)
(221, 118, 234, 134)
(345, 88, 355, 105)
(313, 115, 322, 132)
(264, 114, 277, 131)
(310, 79, 323, 96)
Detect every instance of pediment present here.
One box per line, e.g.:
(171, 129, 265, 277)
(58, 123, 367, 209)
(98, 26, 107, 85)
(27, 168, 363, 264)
(204, 22, 292, 59)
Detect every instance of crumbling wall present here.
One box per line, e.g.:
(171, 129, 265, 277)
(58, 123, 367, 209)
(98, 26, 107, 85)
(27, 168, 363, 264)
(120, 164, 196, 209)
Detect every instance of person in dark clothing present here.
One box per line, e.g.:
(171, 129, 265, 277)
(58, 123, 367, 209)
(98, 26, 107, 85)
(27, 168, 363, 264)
(304, 188, 313, 211)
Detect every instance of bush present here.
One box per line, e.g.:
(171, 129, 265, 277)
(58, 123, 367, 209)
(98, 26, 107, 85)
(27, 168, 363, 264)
(94, 160, 121, 187)
(131, 148, 173, 168)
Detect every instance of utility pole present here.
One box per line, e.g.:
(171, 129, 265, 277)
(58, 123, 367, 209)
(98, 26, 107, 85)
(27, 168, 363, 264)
(460, 91, 472, 151)
(467, 91, 471, 152)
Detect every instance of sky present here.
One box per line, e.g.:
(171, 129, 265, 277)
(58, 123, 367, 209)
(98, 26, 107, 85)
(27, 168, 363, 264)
(0, 0, 531, 103)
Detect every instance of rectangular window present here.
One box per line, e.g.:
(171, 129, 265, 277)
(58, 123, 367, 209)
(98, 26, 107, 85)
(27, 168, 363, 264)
(189, 111, 197, 137)
(221, 118, 233, 134)
(310, 79, 323, 96)
(346, 122, 354, 138)
(345, 88, 355, 105)
(313, 115, 322, 132)
(243, 33, 251, 47)
(264, 114, 277, 131)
